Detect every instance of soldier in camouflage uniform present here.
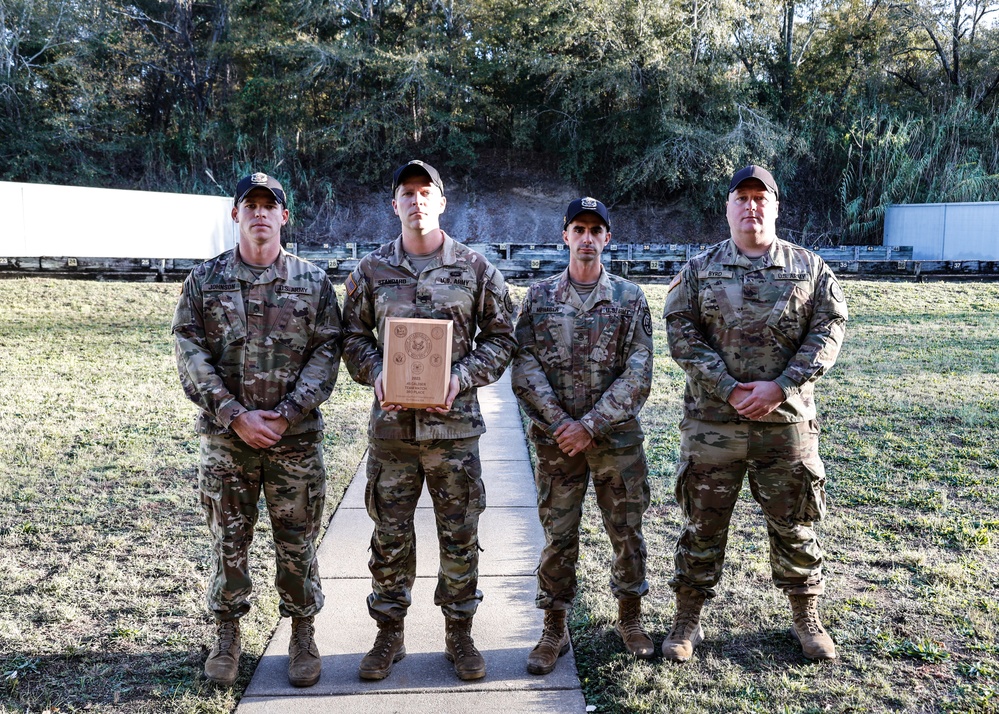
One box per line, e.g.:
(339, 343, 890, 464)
(661, 166, 848, 662)
(341, 160, 516, 681)
(512, 197, 656, 674)
(173, 173, 342, 688)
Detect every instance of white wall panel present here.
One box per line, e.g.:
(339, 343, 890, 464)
(0, 181, 237, 259)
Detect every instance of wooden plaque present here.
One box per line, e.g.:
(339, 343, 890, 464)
(381, 317, 454, 409)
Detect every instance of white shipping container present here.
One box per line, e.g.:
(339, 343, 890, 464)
(884, 202, 999, 261)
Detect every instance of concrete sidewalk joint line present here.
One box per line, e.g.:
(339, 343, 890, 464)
(238, 374, 587, 713)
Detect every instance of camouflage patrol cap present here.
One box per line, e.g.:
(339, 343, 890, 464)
(563, 197, 611, 231)
(235, 172, 287, 206)
(729, 165, 779, 199)
(392, 160, 444, 195)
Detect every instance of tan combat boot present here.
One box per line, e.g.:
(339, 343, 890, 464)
(661, 588, 706, 662)
(358, 619, 406, 680)
(288, 615, 322, 687)
(444, 617, 486, 680)
(788, 594, 837, 660)
(204, 619, 241, 686)
(614, 596, 655, 659)
(526, 609, 571, 675)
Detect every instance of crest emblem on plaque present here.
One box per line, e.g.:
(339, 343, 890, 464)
(405, 332, 432, 360)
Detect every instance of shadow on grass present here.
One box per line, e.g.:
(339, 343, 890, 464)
(1, 647, 251, 711)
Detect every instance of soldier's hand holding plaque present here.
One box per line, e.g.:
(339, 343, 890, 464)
(381, 317, 454, 409)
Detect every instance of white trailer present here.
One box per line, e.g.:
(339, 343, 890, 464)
(0, 181, 236, 260)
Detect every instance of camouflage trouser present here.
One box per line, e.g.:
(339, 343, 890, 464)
(533, 440, 651, 611)
(199, 431, 326, 620)
(365, 437, 486, 622)
(670, 417, 827, 598)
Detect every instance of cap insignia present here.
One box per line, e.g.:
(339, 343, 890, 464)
(581, 197, 598, 209)
(251, 172, 268, 185)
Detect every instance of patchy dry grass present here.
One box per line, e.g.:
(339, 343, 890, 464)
(0, 279, 369, 713)
(3, 278, 998, 713)
(570, 280, 999, 713)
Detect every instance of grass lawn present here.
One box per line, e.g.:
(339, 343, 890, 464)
(571, 281, 999, 713)
(1, 277, 998, 713)
(0, 279, 370, 713)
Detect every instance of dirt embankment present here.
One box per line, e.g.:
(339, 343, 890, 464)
(292, 169, 724, 247)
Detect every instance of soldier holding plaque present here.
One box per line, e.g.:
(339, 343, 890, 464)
(341, 160, 516, 682)
(512, 197, 656, 674)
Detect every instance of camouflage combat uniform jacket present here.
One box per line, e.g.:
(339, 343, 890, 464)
(512, 268, 654, 448)
(341, 233, 516, 440)
(663, 237, 848, 423)
(173, 247, 343, 435)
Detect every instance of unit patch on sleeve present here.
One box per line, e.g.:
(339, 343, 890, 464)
(642, 309, 653, 337)
(344, 272, 359, 297)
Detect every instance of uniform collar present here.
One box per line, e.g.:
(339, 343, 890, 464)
(389, 232, 458, 271)
(554, 266, 613, 308)
(228, 244, 288, 283)
(719, 237, 787, 269)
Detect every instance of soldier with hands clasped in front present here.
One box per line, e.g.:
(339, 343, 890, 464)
(661, 165, 848, 662)
(173, 173, 342, 688)
(512, 197, 656, 674)
(341, 160, 516, 682)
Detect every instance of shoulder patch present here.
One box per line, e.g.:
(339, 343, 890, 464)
(344, 272, 359, 297)
(831, 279, 845, 303)
(666, 273, 682, 292)
(642, 309, 653, 337)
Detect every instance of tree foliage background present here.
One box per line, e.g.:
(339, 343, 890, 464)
(4, 0, 999, 243)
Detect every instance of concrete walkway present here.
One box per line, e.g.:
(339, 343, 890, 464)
(238, 372, 587, 713)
